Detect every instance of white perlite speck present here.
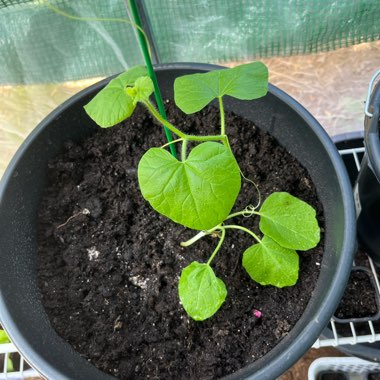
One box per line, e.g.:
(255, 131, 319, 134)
(87, 246, 100, 261)
(130, 275, 148, 290)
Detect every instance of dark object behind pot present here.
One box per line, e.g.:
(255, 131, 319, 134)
(0, 64, 356, 380)
(322, 133, 380, 362)
(356, 77, 380, 265)
(323, 76, 380, 363)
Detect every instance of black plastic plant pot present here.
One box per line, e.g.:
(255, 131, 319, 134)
(0, 63, 356, 380)
(356, 81, 380, 266)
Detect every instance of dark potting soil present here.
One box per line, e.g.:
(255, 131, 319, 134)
(334, 270, 378, 320)
(37, 103, 324, 380)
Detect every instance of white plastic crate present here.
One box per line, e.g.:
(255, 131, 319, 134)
(308, 357, 380, 380)
(0, 342, 40, 379)
(313, 145, 380, 349)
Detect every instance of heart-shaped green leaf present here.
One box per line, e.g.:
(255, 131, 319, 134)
(138, 142, 241, 230)
(174, 62, 268, 114)
(258, 192, 320, 251)
(179, 261, 227, 321)
(242, 235, 299, 287)
(84, 66, 149, 128)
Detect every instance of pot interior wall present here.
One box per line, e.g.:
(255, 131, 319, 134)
(0, 64, 355, 380)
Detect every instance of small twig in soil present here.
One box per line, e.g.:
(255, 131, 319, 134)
(56, 208, 90, 229)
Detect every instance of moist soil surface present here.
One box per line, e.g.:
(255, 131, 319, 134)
(37, 103, 324, 380)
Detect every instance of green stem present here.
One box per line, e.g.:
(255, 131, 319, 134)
(222, 225, 262, 244)
(207, 228, 226, 265)
(128, 0, 176, 157)
(218, 97, 225, 135)
(181, 139, 188, 161)
(180, 231, 207, 247)
(186, 134, 228, 145)
(143, 101, 186, 138)
(226, 208, 260, 220)
(181, 224, 222, 247)
(161, 138, 183, 149)
(144, 101, 229, 145)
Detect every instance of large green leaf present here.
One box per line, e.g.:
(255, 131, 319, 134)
(259, 192, 320, 251)
(242, 236, 299, 287)
(174, 62, 268, 114)
(84, 66, 149, 128)
(179, 261, 227, 321)
(138, 142, 241, 230)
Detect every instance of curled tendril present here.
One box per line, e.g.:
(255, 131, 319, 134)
(242, 204, 256, 217)
(239, 170, 261, 209)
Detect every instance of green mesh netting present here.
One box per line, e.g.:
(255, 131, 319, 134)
(0, 1, 142, 84)
(1, 0, 379, 84)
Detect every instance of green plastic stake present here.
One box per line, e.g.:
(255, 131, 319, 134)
(128, 0, 176, 157)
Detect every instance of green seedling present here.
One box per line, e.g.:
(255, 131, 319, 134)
(84, 62, 320, 321)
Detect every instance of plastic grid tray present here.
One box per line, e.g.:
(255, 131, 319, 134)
(308, 357, 380, 380)
(312, 144, 380, 349)
(0, 342, 40, 379)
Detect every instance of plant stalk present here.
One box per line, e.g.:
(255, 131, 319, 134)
(128, 0, 176, 157)
(207, 228, 226, 265)
(143, 101, 186, 138)
(222, 225, 262, 243)
(186, 134, 228, 144)
(218, 97, 225, 135)
(161, 138, 183, 149)
(144, 101, 229, 145)
(226, 208, 260, 220)
(181, 224, 222, 247)
(181, 139, 188, 161)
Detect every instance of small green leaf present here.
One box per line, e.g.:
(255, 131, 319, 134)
(259, 192, 320, 250)
(242, 236, 299, 287)
(138, 142, 241, 230)
(84, 85, 135, 128)
(116, 66, 149, 86)
(179, 261, 227, 321)
(0, 329, 10, 344)
(126, 76, 154, 105)
(174, 62, 268, 114)
(84, 66, 148, 128)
